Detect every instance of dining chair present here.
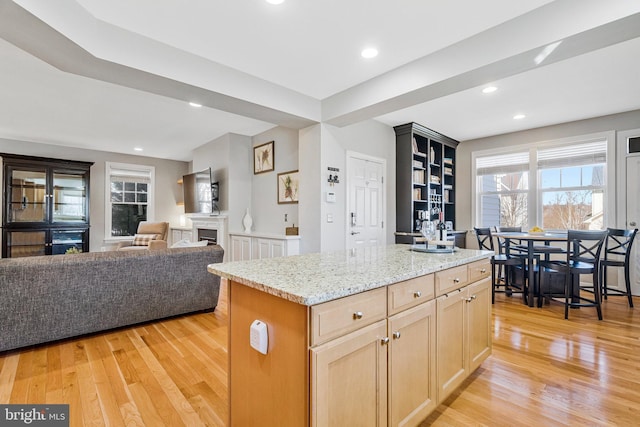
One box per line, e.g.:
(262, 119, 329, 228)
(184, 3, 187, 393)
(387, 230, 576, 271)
(600, 228, 638, 307)
(474, 227, 524, 304)
(538, 230, 607, 320)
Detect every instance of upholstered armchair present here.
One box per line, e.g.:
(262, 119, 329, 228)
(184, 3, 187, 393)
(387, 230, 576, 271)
(116, 221, 170, 251)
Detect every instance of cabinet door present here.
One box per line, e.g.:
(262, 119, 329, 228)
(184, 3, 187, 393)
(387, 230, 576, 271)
(231, 236, 252, 261)
(467, 278, 492, 372)
(6, 165, 48, 223)
(51, 169, 88, 223)
(270, 239, 285, 258)
(436, 288, 467, 402)
(388, 300, 437, 427)
(257, 238, 271, 259)
(311, 320, 388, 427)
(4, 230, 47, 257)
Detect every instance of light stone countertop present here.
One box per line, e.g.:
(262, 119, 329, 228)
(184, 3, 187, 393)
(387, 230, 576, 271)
(208, 244, 493, 306)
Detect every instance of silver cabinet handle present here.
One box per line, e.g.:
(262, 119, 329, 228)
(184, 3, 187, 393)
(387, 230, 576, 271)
(353, 311, 363, 320)
(453, 278, 460, 283)
(413, 291, 422, 298)
(392, 331, 401, 339)
(381, 337, 390, 345)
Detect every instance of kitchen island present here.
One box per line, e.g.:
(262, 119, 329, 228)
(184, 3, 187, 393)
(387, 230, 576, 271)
(209, 244, 493, 427)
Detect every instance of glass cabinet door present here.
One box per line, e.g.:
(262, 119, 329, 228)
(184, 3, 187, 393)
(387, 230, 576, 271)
(5, 230, 46, 257)
(51, 229, 86, 255)
(6, 167, 48, 223)
(52, 170, 88, 223)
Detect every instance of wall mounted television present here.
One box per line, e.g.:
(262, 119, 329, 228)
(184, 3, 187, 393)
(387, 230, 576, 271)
(182, 168, 218, 214)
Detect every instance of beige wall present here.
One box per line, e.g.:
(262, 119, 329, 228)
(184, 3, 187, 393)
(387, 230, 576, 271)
(0, 138, 188, 252)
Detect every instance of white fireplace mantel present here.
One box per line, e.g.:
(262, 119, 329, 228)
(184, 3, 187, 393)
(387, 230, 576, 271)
(189, 214, 228, 253)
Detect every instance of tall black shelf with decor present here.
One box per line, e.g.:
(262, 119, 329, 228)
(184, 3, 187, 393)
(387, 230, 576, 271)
(1, 153, 93, 258)
(394, 122, 459, 245)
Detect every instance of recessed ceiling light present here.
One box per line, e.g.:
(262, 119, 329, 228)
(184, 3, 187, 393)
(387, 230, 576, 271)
(189, 102, 202, 108)
(266, 0, 284, 4)
(513, 114, 526, 120)
(361, 48, 378, 59)
(482, 86, 497, 94)
(134, 147, 143, 152)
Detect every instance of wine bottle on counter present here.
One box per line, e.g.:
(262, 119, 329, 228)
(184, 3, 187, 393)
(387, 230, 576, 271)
(438, 212, 447, 247)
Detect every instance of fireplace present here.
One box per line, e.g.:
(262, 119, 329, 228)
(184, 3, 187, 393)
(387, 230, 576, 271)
(198, 228, 218, 245)
(190, 215, 227, 256)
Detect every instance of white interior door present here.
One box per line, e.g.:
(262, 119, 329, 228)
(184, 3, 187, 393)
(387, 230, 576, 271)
(347, 154, 386, 250)
(625, 155, 640, 295)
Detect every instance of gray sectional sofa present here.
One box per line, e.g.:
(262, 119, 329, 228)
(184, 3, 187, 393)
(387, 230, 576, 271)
(0, 245, 224, 352)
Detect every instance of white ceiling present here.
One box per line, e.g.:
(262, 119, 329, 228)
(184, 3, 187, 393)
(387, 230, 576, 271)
(1, 0, 639, 161)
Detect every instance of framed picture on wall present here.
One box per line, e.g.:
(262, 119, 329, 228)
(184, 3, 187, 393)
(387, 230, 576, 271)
(277, 170, 299, 204)
(254, 141, 274, 174)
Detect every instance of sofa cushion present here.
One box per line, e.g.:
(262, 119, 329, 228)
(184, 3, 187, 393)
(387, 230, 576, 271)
(171, 239, 208, 248)
(132, 233, 158, 246)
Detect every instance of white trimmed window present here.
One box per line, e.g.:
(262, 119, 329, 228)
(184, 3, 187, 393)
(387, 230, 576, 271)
(476, 152, 530, 228)
(538, 141, 606, 230)
(105, 162, 155, 239)
(474, 134, 611, 230)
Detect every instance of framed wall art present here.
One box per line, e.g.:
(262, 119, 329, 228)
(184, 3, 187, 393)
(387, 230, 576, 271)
(254, 141, 274, 174)
(277, 170, 299, 204)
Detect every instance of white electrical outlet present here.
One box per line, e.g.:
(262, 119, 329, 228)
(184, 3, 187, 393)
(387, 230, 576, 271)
(250, 320, 269, 355)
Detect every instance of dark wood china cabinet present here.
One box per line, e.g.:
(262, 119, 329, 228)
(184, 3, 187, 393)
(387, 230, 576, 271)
(1, 153, 93, 257)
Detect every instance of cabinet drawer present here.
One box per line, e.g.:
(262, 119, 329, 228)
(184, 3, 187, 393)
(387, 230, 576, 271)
(310, 287, 387, 346)
(468, 259, 491, 283)
(435, 265, 469, 296)
(388, 274, 435, 316)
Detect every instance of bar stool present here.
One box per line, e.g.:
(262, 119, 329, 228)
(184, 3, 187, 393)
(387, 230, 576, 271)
(600, 228, 638, 307)
(474, 227, 524, 304)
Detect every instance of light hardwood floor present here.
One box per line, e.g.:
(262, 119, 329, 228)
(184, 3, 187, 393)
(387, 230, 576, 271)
(1, 281, 639, 426)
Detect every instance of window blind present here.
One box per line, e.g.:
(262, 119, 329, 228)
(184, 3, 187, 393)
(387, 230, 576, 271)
(476, 151, 530, 176)
(537, 141, 607, 169)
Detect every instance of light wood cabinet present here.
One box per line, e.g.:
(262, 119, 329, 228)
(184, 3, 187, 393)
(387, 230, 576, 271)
(436, 277, 492, 402)
(227, 258, 491, 427)
(311, 320, 388, 427)
(388, 299, 437, 426)
(311, 275, 437, 427)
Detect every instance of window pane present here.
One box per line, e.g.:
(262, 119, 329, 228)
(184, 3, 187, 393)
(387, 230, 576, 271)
(111, 192, 123, 202)
(111, 204, 148, 236)
(124, 182, 136, 192)
(540, 169, 560, 189)
(480, 171, 528, 192)
(560, 166, 581, 188)
(582, 165, 605, 186)
(111, 181, 123, 192)
(137, 183, 148, 193)
(124, 192, 136, 203)
(137, 193, 148, 203)
(541, 190, 602, 230)
(480, 194, 527, 227)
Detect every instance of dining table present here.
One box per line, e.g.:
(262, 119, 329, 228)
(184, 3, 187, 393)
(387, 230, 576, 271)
(492, 231, 568, 307)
